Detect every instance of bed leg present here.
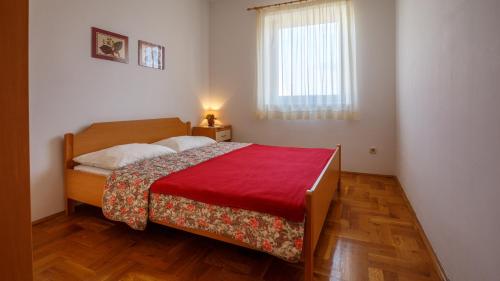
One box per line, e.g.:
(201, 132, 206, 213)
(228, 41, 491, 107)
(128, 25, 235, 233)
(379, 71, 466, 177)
(304, 248, 314, 281)
(66, 199, 75, 215)
(336, 143, 342, 199)
(304, 198, 314, 281)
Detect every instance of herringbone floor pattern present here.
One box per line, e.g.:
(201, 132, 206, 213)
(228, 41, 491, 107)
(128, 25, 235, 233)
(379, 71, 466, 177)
(32, 173, 441, 281)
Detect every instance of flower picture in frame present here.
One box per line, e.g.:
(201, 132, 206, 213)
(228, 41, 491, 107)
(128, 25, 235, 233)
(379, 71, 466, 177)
(91, 27, 129, 63)
(138, 40, 165, 70)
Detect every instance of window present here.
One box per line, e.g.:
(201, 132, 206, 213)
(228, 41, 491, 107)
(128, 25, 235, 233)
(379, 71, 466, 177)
(256, 0, 358, 120)
(278, 22, 338, 97)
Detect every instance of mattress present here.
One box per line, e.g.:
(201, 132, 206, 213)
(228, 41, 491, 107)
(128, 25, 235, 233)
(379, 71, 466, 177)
(74, 165, 112, 176)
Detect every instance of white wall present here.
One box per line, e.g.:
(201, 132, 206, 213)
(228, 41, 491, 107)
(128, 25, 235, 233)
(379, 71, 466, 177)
(396, 0, 500, 280)
(209, 0, 396, 174)
(29, 0, 210, 221)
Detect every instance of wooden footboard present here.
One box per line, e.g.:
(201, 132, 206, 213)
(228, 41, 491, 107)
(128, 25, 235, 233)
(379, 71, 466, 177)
(304, 145, 341, 281)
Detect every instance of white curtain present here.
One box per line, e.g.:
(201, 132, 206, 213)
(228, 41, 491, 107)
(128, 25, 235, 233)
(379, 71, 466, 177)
(256, 0, 358, 120)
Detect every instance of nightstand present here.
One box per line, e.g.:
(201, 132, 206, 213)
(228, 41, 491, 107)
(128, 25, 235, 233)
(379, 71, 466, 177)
(192, 125, 232, 142)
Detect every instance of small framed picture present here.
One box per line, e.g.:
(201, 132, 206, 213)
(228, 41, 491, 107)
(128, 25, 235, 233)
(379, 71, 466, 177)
(91, 27, 129, 63)
(138, 40, 165, 70)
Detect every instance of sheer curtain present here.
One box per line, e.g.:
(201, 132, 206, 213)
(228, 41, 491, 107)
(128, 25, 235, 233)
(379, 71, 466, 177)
(256, 0, 358, 120)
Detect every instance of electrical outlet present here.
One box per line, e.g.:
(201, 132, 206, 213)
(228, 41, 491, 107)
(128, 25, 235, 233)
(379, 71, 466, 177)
(369, 147, 377, 155)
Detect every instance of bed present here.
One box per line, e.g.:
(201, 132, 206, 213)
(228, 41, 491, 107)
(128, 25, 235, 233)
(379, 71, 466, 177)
(64, 117, 341, 281)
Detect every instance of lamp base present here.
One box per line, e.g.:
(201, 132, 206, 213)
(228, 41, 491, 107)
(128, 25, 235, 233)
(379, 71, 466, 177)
(207, 119, 215, 127)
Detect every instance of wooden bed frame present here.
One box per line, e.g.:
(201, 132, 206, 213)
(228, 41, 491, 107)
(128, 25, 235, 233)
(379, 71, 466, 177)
(63, 117, 341, 281)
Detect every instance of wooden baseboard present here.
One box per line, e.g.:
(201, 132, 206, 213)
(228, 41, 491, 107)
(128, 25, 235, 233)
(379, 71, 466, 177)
(393, 176, 449, 281)
(342, 170, 394, 178)
(32, 211, 65, 226)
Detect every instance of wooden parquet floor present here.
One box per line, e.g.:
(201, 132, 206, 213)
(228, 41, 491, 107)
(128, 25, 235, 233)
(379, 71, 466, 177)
(32, 173, 442, 281)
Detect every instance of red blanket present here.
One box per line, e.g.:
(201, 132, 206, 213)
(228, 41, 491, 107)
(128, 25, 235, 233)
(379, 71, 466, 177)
(150, 144, 335, 222)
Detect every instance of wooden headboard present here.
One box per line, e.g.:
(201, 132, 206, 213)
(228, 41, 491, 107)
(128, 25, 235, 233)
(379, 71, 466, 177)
(64, 118, 191, 168)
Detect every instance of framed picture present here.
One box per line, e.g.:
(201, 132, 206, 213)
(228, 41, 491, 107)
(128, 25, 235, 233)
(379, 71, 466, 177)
(91, 27, 129, 63)
(138, 40, 165, 70)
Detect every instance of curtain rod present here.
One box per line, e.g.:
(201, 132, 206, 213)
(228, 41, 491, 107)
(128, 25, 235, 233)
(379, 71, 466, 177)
(247, 0, 311, 11)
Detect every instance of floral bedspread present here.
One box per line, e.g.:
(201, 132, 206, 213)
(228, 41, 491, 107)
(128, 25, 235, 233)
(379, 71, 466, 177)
(102, 141, 306, 261)
(149, 194, 305, 262)
(102, 142, 249, 230)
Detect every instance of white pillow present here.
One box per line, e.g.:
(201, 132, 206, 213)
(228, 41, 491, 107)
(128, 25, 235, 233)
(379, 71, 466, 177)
(154, 136, 216, 152)
(73, 143, 176, 170)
